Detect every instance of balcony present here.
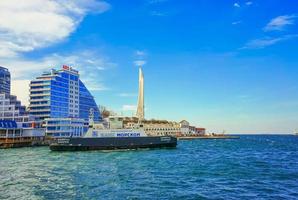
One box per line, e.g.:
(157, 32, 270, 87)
(29, 103, 50, 108)
(29, 108, 51, 113)
(29, 82, 51, 87)
(29, 88, 50, 92)
(29, 93, 50, 97)
(29, 98, 50, 102)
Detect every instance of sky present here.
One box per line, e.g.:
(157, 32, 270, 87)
(0, 0, 298, 133)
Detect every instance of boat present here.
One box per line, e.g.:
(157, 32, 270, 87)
(50, 116, 177, 151)
(50, 66, 177, 151)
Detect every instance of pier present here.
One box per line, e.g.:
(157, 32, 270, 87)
(0, 137, 46, 149)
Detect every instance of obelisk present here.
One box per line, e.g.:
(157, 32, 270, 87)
(136, 66, 144, 120)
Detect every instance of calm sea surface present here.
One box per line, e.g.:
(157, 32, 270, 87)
(0, 135, 298, 200)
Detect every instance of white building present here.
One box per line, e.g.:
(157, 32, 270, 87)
(122, 117, 181, 136)
(44, 118, 88, 138)
(0, 93, 28, 123)
(0, 94, 45, 146)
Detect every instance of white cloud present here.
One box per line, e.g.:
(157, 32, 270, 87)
(0, 0, 113, 106)
(134, 60, 146, 66)
(233, 3, 240, 8)
(232, 21, 242, 25)
(44, 51, 115, 92)
(134, 50, 147, 66)
(242, 34, 298, 49)
(2, 50, 114, 79)
(246, 1, 253, 5)
(0, 0, 110, 58)
(264, 15, 297, 32)
(150, 11, 168, 17)
(135, 50, 146, 56)
(122, 105, 137, 112)
(83, 82, 108, 91)
(118, 93, 137, 97)
(148, 0, 168, 4)
(3, 50, 115, 106)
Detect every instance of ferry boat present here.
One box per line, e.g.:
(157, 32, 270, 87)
(50, 66, 177, 151)
(49, 116, 177, 151)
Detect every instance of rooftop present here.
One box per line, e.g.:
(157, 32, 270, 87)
(0, 66, 9, 72)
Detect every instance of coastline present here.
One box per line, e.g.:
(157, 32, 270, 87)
(177, 135, 240, 140)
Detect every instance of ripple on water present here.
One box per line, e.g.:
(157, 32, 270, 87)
(0, 135, 298, 200)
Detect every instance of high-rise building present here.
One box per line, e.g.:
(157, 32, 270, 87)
(29, 65, 101, 121)
(0, 66, 11, 94)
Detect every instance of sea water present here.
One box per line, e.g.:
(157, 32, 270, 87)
(0, 135, 297, 200)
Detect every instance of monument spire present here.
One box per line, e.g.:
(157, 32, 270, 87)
(136, 66, 144, 120)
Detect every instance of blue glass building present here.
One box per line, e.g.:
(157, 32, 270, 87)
(29, 66, 101, 122)
(0, 66, 11, 94)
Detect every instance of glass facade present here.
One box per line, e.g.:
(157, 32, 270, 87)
(29, 66, 101, 122)
(0, 66, 11, 94)
(44, 118, 88, 137)
(79, 80, 101, 122)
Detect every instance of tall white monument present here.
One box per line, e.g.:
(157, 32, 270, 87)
(136, 66, 144, 120)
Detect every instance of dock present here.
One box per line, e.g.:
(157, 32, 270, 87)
(0, 138, 46, 149)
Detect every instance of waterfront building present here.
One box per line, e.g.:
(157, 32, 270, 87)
(142, 120, 181, 136)
(0, 88, 44, 127)
(122, 117, 181, 136)
(189, 126, 206, 135)
(0, 66, 11, 94)
(0, 120, 21, 137)
(0, 93, 28, 123)
(96, 116, 181, 136)
(0, 120, 45, 148)
(179, 121, 206, 135)
(0, 93, 44, 127)
(180, 120, 190, 135)
(196, 128, 206, 135)
(29, 65, 101, 121)
(122, 118, 206, 137)
(0, 93, 45, 148)
(44, 118, 88, 138)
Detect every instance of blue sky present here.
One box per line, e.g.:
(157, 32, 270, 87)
(0, 0, 298, 133)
